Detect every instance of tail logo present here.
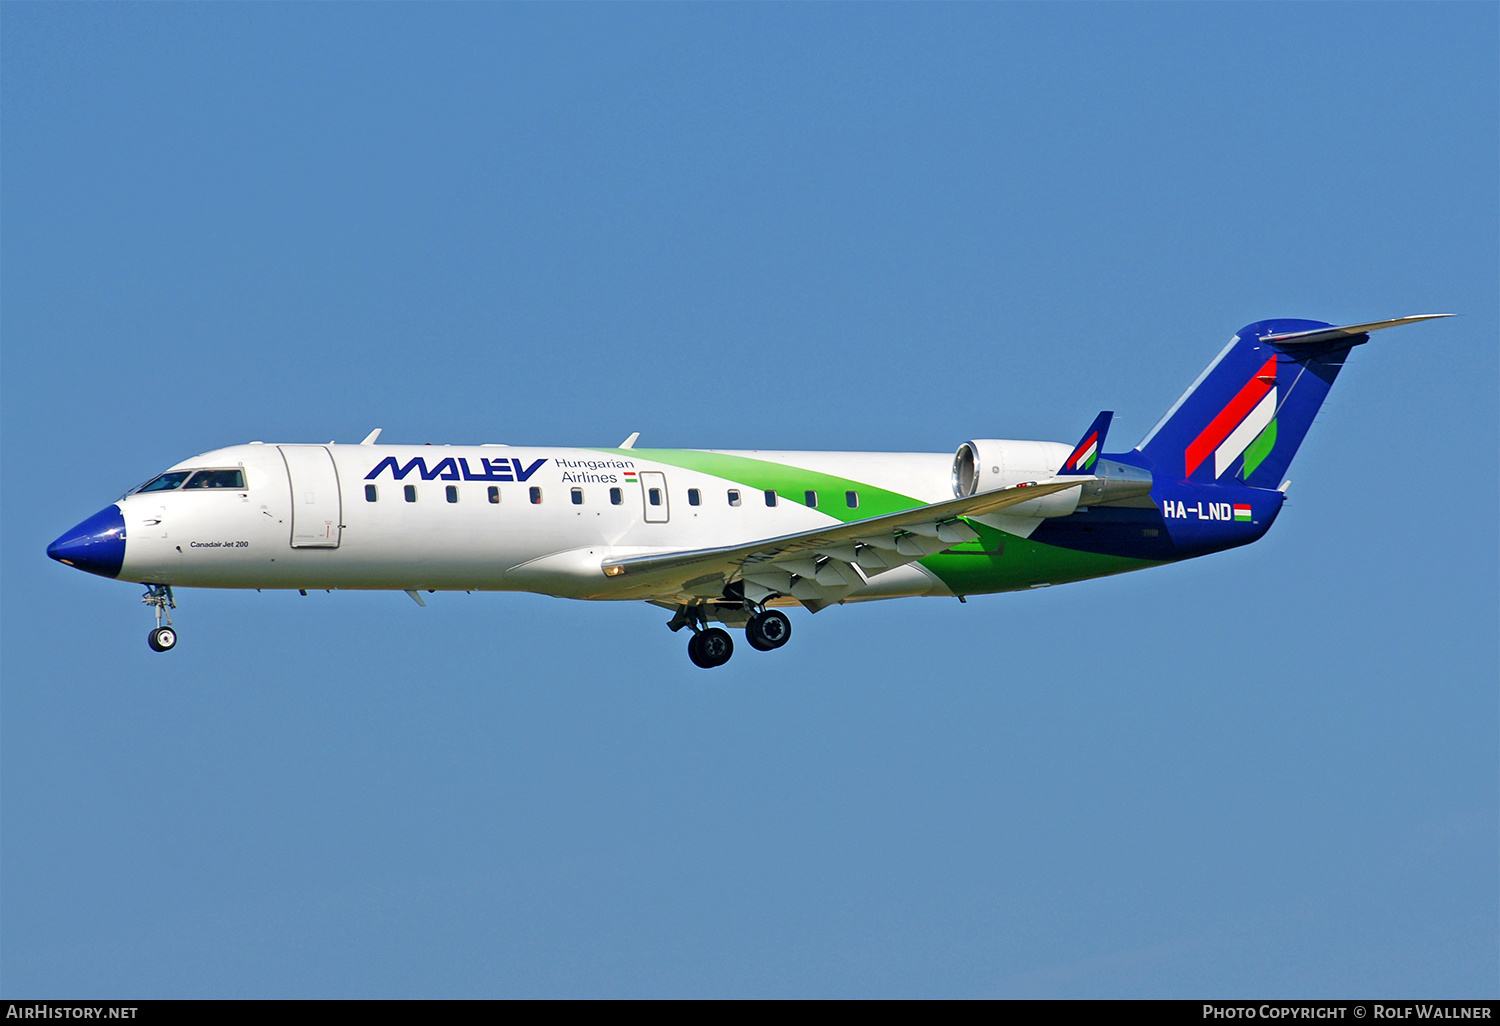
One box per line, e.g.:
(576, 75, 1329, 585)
(1184, 357, 1279, 479)
(1063, 431, 1100, 473)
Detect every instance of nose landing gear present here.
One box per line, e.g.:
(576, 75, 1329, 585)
(142, 584, 177, 652)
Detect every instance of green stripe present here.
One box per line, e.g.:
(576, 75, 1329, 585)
(920, 520, 1159, 595)
(592, 448, 1163, 597)
(1241, 418, 1277, 479)
(588, 448, 923, 521)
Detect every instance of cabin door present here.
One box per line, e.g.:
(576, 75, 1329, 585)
(278, 445, 343, 548)
(639, 471, 670, 523)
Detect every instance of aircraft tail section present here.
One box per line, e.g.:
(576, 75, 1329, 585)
(1134, 315, 1448, 486)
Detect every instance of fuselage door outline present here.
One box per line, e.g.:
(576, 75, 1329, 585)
(278, 445, 343, 548)
(639, 471, 669, 524)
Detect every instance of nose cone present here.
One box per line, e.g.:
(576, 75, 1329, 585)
(48, 504, 127, 578)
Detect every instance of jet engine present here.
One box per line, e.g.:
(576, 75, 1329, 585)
(952, 439, 1153, 516)
(952, 439, 1078, 517)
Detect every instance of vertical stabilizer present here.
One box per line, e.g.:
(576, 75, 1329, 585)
(1135, 316, 1446, 486)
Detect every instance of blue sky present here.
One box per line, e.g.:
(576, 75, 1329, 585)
(3, 3, 1495, 997)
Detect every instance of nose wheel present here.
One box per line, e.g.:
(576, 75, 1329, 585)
(142, 584, 177, 653)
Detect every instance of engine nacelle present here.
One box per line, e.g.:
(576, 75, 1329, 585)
(952, 439, 1079, 518)
(953, 440, 1156, 517)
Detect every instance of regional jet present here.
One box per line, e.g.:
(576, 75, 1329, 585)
(48, 316, 1447, 667)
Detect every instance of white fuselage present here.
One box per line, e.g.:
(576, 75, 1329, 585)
(116, 441, 1074, 605)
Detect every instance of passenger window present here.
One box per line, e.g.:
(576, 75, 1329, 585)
(183, 469, 247, 490)
(136, 471, 193, 493)
(446, 485, 459, 504)
(764, 490, 777, 507)
(648, 488, 662, 506)
(404, 485, 417, 503)
(804, 490, 818, 508)
(846, 491, 859, 509)
(688, 488, 701, 506)
(610, 487, 622, 505)
(488, 486, 500, 504)
(571, 488, 583, 505)
(530, 487, 542, 504)
(728, 489, 741, 507)
(365, 484, 378, 502)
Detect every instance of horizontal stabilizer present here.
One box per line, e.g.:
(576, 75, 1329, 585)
(1259, 314, 1452, 346)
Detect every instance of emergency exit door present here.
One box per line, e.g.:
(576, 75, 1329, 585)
(639, 471, 669, 523)
(278, 445, 342, 548)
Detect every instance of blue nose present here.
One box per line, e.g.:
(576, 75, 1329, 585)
(47, 505, 127, 578)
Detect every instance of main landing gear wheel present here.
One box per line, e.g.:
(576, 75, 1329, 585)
(148, 626, 177, 652)
(745, 609, 792, 651)
(688, 627, 734, 668)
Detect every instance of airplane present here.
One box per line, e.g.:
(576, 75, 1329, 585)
(48, 315, 1448, 667)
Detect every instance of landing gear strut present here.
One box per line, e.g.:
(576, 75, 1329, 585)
(143, 584, 177, 652)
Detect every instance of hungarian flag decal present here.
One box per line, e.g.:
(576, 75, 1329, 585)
(1184, 357, 1279, 479)
(1063, 431, 1099, 473)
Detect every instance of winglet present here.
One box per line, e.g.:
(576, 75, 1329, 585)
(1058, 411, 1112, 475)
(619, 432, 640, 449)
(360, 428, 382, 446)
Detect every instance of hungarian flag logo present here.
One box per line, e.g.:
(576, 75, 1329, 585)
(1063, 431, 1100, 473)
(1185, 357, 1279, 480)
(1234, 504, 1252, 522)
(623, 470, 638, 482)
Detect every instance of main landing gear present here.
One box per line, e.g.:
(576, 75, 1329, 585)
(745, 609, 792, 652)
(142, 584, 177, 652)
(688, 627, 733, 669)
(670, 604, 792, 668)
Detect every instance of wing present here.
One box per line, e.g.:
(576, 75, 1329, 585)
(602, 476, 1089, 610)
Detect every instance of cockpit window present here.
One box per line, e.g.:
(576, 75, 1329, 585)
(136, 471, 193, 493)
(182, 469, 247, 490)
